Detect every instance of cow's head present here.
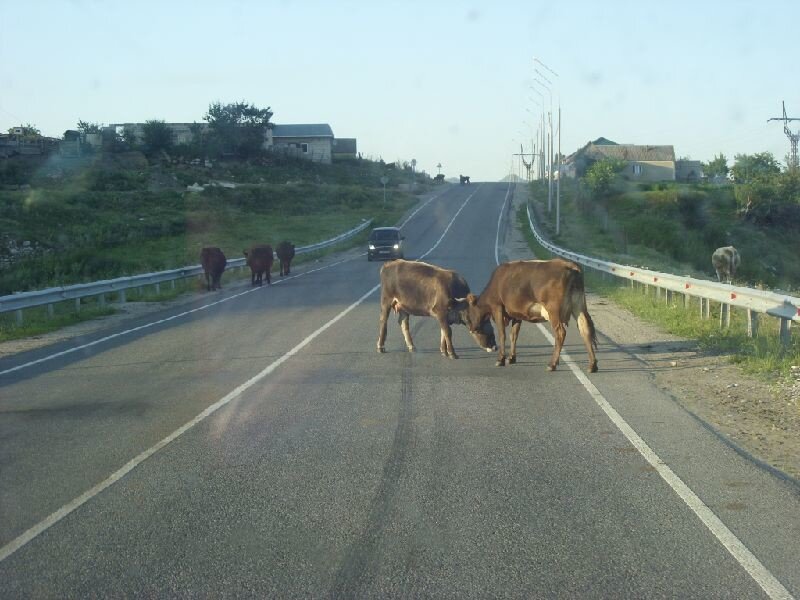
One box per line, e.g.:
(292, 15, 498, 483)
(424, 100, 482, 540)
(452, 294, 496, 352)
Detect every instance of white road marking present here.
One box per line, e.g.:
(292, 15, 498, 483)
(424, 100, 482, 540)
(0, 182, 477, 563)
(493, 185, 793, 600)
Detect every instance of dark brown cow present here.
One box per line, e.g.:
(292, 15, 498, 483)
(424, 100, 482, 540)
(200, 247, 226, 291)
(243, 244, 273, 286)
(377, 259, 496, 359)
(275, 240, 295, 276)
(461, 259, 598, 372)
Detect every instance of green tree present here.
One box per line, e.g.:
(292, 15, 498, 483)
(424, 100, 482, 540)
(142, 120, 174, 156)
(584, 158, 625, 199)
(703, 153, 729, 178)
(730, 152, 780, 183)
(76, 120, 103, 134)
(203, 101, 273, 158)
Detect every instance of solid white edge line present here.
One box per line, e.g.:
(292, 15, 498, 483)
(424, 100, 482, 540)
(0, 184, 475, 564)
(0, 254, 359, 378)
(492, 188, 792, 599)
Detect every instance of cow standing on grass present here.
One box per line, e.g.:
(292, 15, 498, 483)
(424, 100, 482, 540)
(276, 240, 295, 276)
(712, 246, 740, 284)
(200, 247, 226, 291)
(244, 244, 273, 286)
(461, 259, 598, 372)
(377, 259, 496, 359)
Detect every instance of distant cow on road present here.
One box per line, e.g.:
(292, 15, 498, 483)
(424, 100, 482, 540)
(712, 246, 740, 283)
(461, 259, 598, 372)
(459, 175, 471, 185)
(275, 240, 295, 276)
(377, 259, 496, 359)
(200, 247, 226, 291)
(244, 244, 273, 286)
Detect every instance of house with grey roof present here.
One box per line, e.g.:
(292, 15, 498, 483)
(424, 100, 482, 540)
(266, 123, 335, 164)
(564, 138, 676, 182)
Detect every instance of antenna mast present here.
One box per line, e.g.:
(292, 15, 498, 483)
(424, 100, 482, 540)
(768, 101, 800, 170)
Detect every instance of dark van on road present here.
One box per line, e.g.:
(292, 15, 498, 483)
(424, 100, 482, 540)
(368, 227, 404, 261)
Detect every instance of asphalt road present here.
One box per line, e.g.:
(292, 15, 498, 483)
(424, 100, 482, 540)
(1, 183, 798, 598)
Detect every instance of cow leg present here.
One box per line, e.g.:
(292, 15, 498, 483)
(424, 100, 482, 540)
(266, 270, 271, 285)
(377, 299, 392, 353)
(578, 311, 598, 373)
(548, 318, 567, 371)
(399, 311, 415, 352)
(437, 316, 457, 359)
(493, 309, 507, 366)
(205, 273, 211, 291)
(508, 319, 522, 364)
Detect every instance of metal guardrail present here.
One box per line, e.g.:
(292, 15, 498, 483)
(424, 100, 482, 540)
(0, 219, 373, 320)
(526, 202, 799, 340)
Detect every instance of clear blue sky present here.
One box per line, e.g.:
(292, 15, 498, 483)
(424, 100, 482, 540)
(2, 1, 797, 181)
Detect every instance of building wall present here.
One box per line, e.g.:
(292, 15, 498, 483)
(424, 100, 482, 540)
(623, 160, 675, 181)
(271, 137, 332, 164)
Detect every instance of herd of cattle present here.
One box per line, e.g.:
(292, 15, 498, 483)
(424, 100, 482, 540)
(200, 241, 296, 291)
(199, 236, 743, 374)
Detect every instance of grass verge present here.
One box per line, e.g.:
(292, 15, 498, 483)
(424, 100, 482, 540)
(517, 202, 800, 379)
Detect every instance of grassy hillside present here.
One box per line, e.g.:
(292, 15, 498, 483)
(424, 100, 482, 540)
(0, 153, 426, 295)
(530, 179, 800, 292)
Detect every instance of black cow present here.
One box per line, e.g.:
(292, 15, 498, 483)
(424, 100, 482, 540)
(459, 175, 471, 185)
(377, 259, 496, 359)
(200, 247, 226, 291)
(243, 244, 273, 286)
(275, 240, 296, 276)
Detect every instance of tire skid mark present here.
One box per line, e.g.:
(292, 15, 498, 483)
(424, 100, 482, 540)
(330, 354, 414, 597)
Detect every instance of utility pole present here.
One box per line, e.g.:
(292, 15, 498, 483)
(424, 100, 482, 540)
(768, 101, 800, 170)
(556, 105, 561, 235)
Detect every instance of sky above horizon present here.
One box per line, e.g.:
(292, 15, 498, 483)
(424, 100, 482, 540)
(2, 0, 798, 181)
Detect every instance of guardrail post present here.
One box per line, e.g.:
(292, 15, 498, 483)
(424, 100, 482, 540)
(629, 279, 634, 289)
(154, 283, 161, 295)
(47, 303, 54, 318)
(170, 280, 176, 290)
(683, 293, 689, 309)
(747, 309, 758, 338)
(15, 309, 23, 326)
(719, 303, 730, 328)
(665, 290, 673, 305)
(75, 298, 81, 313)
(98, 294, 105, 308)
(119, 289, 126, 303)
(780, 318, 792, 346)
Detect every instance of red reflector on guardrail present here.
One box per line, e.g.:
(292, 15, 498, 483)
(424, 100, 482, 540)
(685, 283, 691, 289)
(653, 277, 658, 282)
(731, 293, 737, 300)
(629, 272, 634, 277)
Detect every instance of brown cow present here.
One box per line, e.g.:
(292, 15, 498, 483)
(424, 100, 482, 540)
(200, 247, 226, 291)
(461, 259, 598, 372)
(275, 240, 295, 276)
(377, 259, 496, 359)
(243, 244, 273, 286)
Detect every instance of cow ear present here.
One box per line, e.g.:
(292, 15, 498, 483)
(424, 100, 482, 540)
(467, 293, 477, 305)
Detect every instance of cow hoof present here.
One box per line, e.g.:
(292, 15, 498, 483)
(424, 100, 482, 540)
(590, 363, 598, 373)
(547, 364, 557, 371)
(449, 353, 459, 360)
(377, 347, 386, 354)
(407, 346, 416, 353)
(495, 359, 505, 367)
(508, 356, 516, 364)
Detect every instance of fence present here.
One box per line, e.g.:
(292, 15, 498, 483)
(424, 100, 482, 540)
(526, 202, 798, 345)
(0, 219, 373, 326)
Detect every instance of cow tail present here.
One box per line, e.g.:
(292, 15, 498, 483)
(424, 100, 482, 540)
(567, 267, 598, 351)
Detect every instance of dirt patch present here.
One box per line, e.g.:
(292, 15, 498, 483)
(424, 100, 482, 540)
(589, 296, 800, 480)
